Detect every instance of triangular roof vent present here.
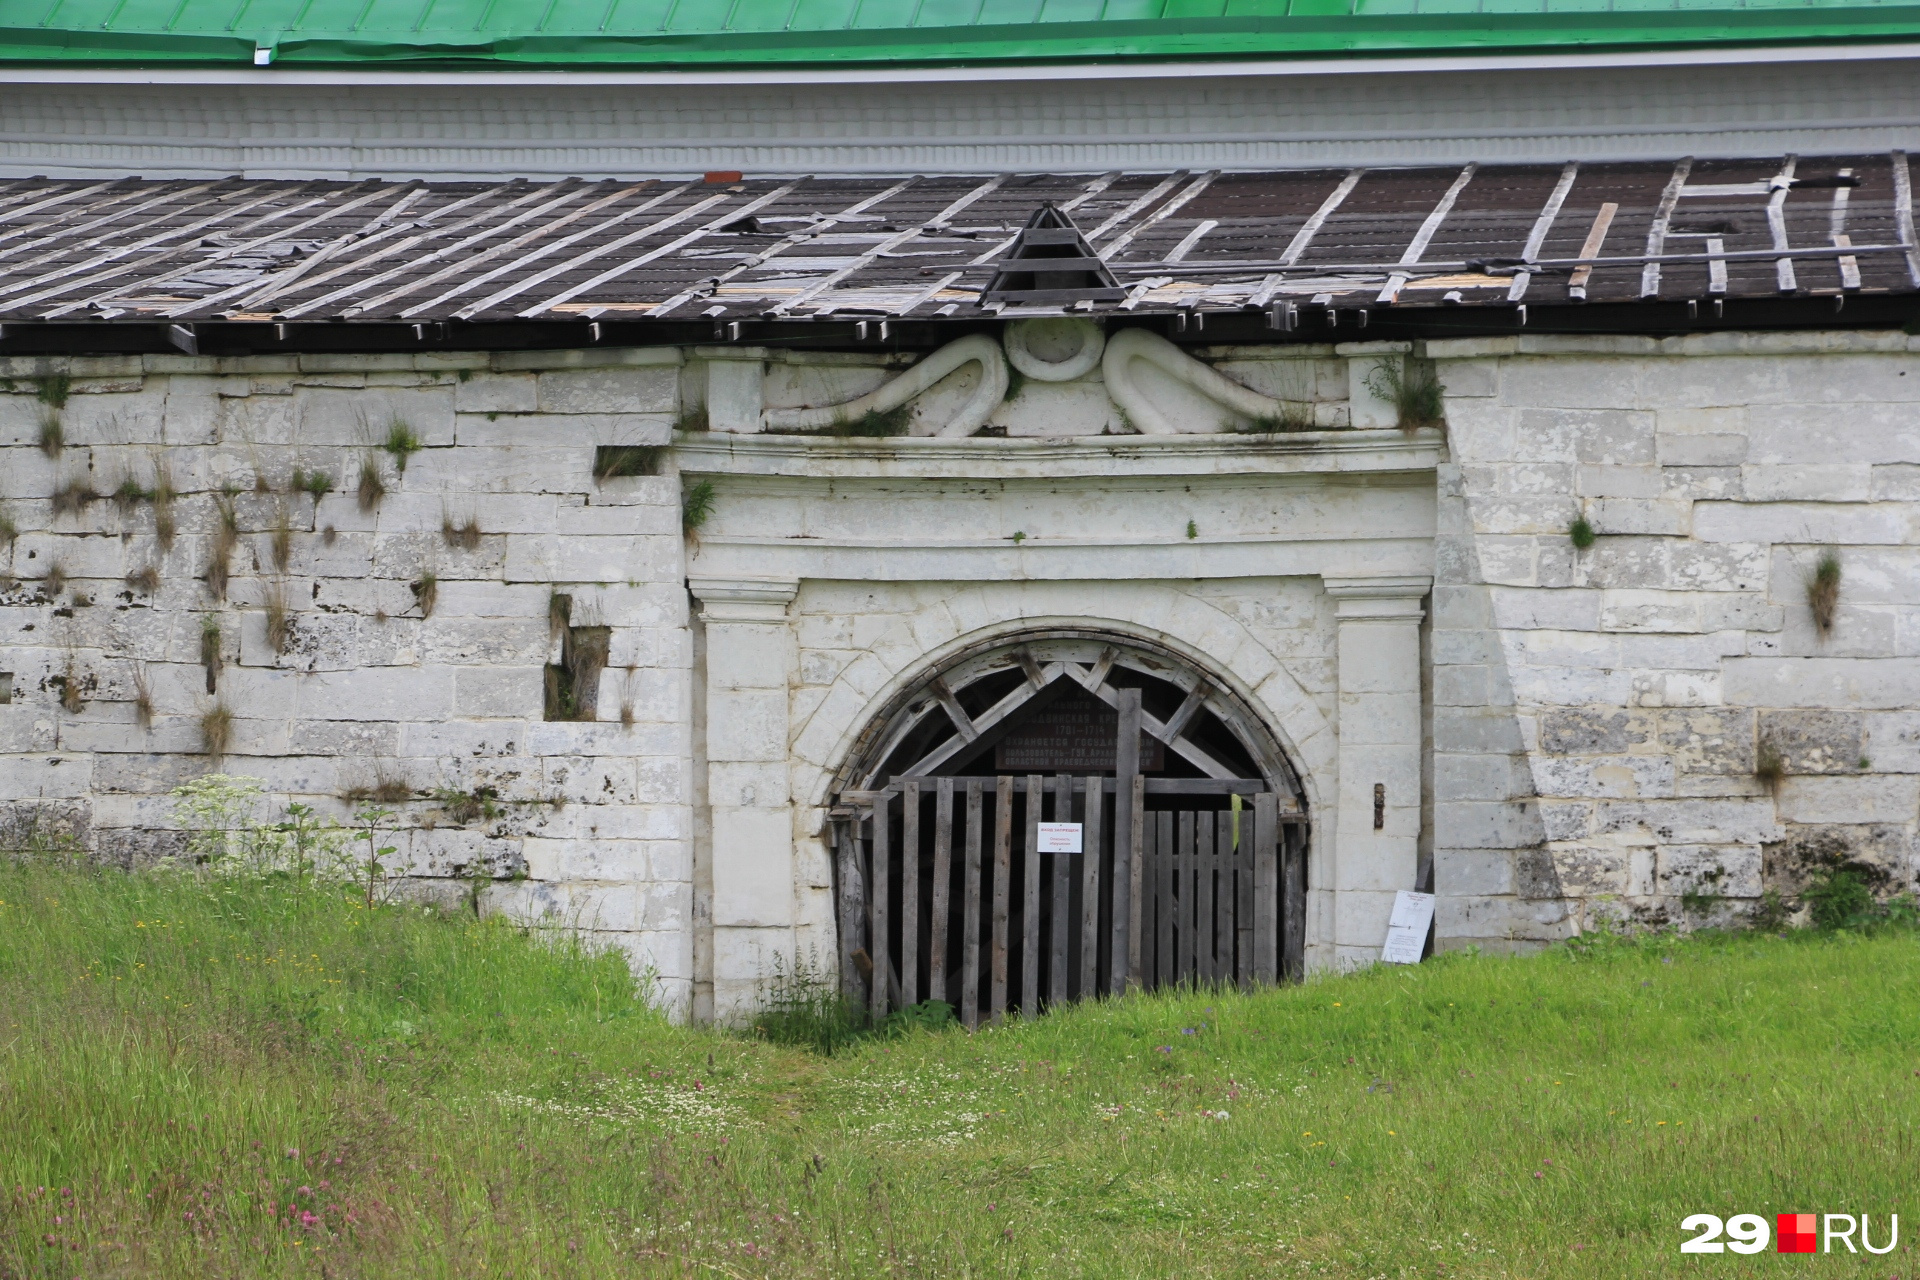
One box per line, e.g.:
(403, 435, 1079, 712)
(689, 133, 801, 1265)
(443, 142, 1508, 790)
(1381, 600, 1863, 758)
(980, 203, 1125, 308)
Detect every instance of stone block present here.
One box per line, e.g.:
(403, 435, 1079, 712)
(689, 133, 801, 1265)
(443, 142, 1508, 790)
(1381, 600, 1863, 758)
(1659, 465, 1743, 500)
(1762, 823, 1916, 895)
(1538, 708, 1654, 755)
(1434, 707, 1526, 753)
(453, 666, 546, 718)
(1584, 537, 1671, 590)
(1488, 586, 1599, 631)
(454, 374, 537, 415)
(1758, 709, 1865, 774)
(1657, 434, 1748, 467)
(1599, 589, 1701, 633)
(1439, 848, 1515, 895)
(1435, 799, 1544, 849)
(1871, 464, 1920, 500)
(1532, 754, 1675, 799)
(1655, 844, 1762, 899)
(1659, 708, 1755, 775)
(712, 807, 794, 927)
(1725, 657, 1920, 710)
(1591, 498, 1691, 537)
(1628, 668, 1721, 708)
(536, 367, 677, 415)
(1701, 593, 1783, 632)
(1863, 711, 1920, 772)
(1693, 501, 1911, 546)
(1577, 465, 1663, 498)
(1532, 846, 1630, 896)
(1432, 664, 1488, 707)
(1591, 798, 1782, 845)
(1740, 465, 1873, 502)
(1773, 774, 1919, 825)
(1436, 753, 1527, 802)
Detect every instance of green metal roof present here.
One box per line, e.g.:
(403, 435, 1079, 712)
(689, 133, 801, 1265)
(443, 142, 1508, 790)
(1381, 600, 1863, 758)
(7, 0, 1920, 68)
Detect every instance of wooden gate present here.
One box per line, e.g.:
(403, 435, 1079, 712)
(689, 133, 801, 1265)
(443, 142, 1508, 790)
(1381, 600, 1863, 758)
(833, 775, 1307, 1026)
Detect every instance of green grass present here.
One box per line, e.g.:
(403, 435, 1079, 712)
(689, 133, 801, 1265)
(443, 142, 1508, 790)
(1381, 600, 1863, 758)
(4, 860, 1919, 1278)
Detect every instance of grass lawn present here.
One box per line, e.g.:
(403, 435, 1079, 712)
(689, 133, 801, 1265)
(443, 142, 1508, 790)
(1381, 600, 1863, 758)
(2, 858, 1916, 1279)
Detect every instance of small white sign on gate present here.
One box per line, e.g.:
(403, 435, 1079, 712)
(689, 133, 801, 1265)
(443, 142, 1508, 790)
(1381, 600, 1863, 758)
(1380, 890, 1435, 965)
(1035, 822, 1084, 854)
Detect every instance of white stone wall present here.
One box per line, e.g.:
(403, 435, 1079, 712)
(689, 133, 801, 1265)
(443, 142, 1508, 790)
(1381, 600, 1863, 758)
(1430, 333, 1920, 949)
(0, 347, 697, 1013)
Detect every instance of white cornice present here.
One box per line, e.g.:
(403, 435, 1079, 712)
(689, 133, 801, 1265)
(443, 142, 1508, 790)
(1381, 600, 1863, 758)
(672, 428, 1445, 481)
(5, 40, 1919, 88)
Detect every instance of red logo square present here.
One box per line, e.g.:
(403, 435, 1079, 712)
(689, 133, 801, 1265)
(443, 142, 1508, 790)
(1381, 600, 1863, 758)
(1778, 1213, 1817, 1253)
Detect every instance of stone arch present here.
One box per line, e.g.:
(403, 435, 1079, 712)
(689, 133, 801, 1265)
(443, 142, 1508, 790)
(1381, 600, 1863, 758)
(791, 584, 1334, 818)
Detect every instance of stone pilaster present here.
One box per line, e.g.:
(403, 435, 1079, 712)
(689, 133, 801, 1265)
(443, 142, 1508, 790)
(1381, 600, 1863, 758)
(689, 576, 799, 1023)
(1325, 576, 1430, 968)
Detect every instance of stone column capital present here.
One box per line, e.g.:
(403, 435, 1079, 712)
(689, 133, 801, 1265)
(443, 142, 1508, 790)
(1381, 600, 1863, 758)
(689, 576, 799, 623)
(1323, 575, 1431, 623)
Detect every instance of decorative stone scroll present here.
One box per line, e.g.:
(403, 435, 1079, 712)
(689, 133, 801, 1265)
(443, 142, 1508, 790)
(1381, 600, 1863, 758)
(763, 332, 1008, 437)
(1101, 327, 1310, 435)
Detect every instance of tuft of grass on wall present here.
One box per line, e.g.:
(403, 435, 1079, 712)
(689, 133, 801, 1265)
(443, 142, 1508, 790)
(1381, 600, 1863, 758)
(125, 563, 160, 595)
(356, 456, 387, 512)
(681, 478, 716, 537)
(130, 661, 154, 731)
(264, 580, 292, 656)
(1363, 356, 1445, 430)
(51, 474, 95, 518)
(1569, 514, 1596, 550)
(199, 614, 222, 694)
(1806, 546, 1841, 638)
(199, 703, 233, 757)
(592, 445, 663, 480)
(383, 419, 423, 473)
(441, 513, 482, 552)
(411, 571, 438, 620)
(1754, 741, 1787, 794)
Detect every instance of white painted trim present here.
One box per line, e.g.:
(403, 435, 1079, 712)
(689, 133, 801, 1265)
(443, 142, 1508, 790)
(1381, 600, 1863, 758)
(6, 39, 1920, 88)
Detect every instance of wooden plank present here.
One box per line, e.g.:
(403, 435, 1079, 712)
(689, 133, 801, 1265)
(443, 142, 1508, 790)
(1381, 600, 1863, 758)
(1766, 156, 1800, 294)
(1129, 774, 1146, 992)
(1377, 163, 1476, 304)
(1283, 822, 1308, 984)
(990, 775, 1013, 1025)
(1235, 797, 1254, 989)
(1894, 150, 1920, 288)
(1639, 157, 1694, 298)
(1051, 773, 1072, 1007)
(1507, 161, 1578, 302)
(517, 181, 803, 317)
(1080, 772, 1103, 998)
(1706, 237, 1729, 295)
(870, 792, 891, 1022)
(1566, 202, 1618, 301)
(1253, 793, 1279, 985)
(1023, 773, 1042, 1016)
(1155, 811, 1175, 990)
(401, 180, 699, 317)
(900, 778, 919, 1008)
(1831, 168, 1862, 291)
(836, 820, 866, 1005)
(1197, 811, 1217, 985)
(1280, 168, 1363, 266)
(774, 175, 993, 314)
(1178, 810, 1197, 984)
(1098, 170, 1219, 262)
(962, 779, 983, 1030)
(1111, 688, 1140, 992)
(930, 777, 953, 1008)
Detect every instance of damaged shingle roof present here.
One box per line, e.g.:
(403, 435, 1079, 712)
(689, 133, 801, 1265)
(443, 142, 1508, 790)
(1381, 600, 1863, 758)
(0, 155, 1915, 327)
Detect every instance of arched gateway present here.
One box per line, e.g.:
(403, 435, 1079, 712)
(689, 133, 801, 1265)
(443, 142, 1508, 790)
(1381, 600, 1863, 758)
(827, 630, 1308, 1026)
